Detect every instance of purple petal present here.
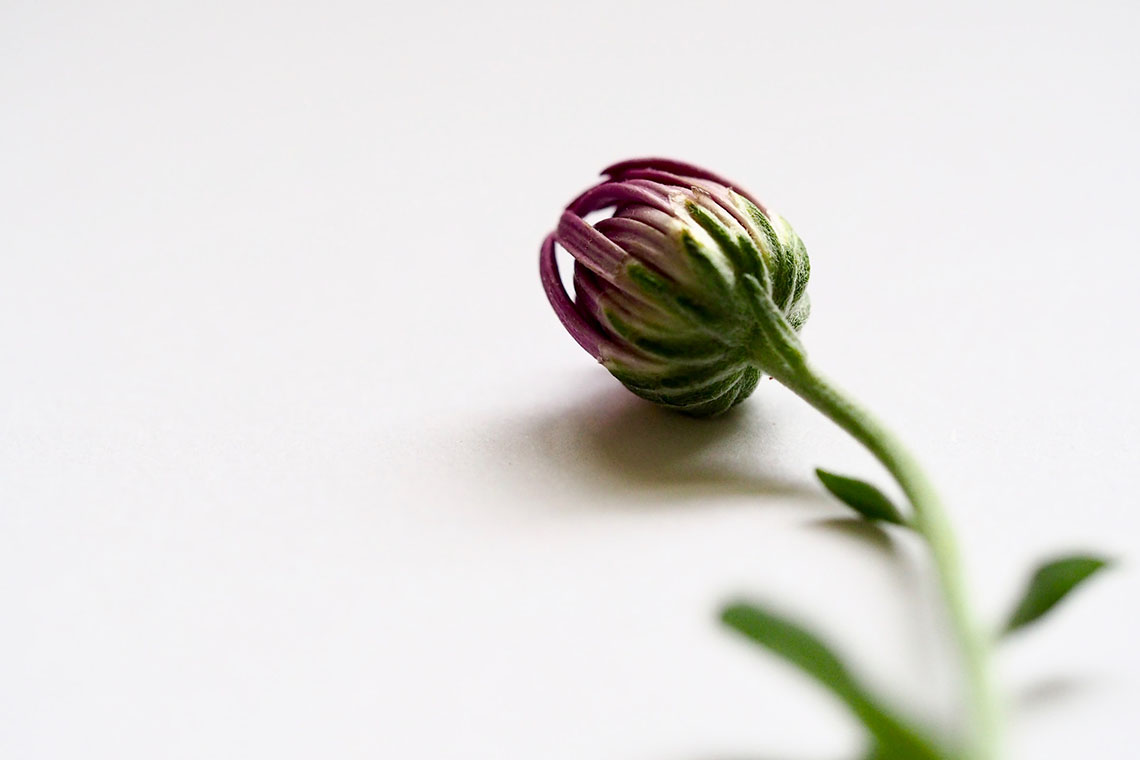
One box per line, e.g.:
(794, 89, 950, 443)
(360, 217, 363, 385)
(594, 216, 689, 284)
(608, 167, 714, 193)
(555, 210, 628, 279)
(602, 157, 767, 214)
(593, 216, 670, 253)
(622, 177, 677, 199)
(572, 262, 672, 335)
(539, 233, 604, 360)
(566, 180, 672, 216)
(570, 266, 607, 329)
(613, 205, 682, 236)
(613, 167, 759, 233)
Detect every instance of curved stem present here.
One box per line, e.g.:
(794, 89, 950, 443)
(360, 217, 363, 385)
(765, 355, 1000, 760)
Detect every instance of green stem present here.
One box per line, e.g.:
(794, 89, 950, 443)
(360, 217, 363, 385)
(765, 354, 1001, 760)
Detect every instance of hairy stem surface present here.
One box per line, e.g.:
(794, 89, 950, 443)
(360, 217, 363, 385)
(764, 354, 1000, 760)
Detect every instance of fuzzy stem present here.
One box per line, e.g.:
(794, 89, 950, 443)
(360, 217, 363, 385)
(764, 354, 1001, 760)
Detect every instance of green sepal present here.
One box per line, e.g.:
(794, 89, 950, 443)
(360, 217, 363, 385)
(816, 468, 908, 526)
(603, 308, 726, 361)
(679, 230, 735, 311)
(624, 260, 717, 328)
(1002, 554, 1111, 636)
(685, 200, 744, 272)
(737, 196, 798, 306)
(741, 273, 806, 374)
(778, 216, 811, 310)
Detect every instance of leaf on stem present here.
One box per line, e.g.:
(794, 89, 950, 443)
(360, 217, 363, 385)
(1002, 554, 1111, 636)
(720, 602, 945, 760)
(816, 468, 907, 526)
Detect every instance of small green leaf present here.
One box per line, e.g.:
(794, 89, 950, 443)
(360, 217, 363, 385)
(1002, 555, 1111, 636)
(721, 602, 944, 760)
(816, 468, 907, 526)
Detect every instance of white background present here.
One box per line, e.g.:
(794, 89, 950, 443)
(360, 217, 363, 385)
(2, 1, 1138, 758)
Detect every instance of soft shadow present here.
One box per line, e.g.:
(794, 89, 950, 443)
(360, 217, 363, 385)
(1015, 675, 1105, 712)
(808, 517, 896, 555)
(517, 381, 824, 509)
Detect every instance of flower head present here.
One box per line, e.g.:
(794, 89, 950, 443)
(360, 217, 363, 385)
(540, 158, 811, 416)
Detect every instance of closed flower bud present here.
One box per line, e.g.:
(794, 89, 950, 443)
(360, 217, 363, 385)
(540, 158, 811, 416)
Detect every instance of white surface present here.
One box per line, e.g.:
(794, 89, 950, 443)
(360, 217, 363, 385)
(2, 1, 1138, 758)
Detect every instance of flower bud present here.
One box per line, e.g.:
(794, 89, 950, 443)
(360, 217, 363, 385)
(540, 158, 811, 416)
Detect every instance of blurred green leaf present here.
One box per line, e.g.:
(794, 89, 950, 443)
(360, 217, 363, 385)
(816, 468, 907, 526)
(1003, 555, 1111, 636)
(721, 602, 945, 760)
